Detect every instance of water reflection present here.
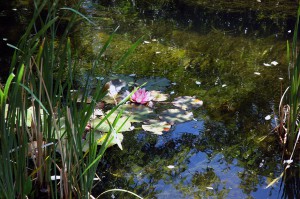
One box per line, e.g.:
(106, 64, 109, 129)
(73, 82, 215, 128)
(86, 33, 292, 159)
(1, 0, 298, 198)
(80, 1, 296, 198)
(0, 1, 31, 81)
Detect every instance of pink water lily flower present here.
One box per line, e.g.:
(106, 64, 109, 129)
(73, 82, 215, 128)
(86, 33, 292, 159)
(131, 88, 151, 104)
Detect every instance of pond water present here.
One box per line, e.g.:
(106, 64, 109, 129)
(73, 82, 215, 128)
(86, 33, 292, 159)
(77, 1, 297, 198)
(1, 0, 299, 198)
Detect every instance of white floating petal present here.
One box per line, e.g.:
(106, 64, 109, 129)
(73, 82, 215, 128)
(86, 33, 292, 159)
(129, 126, 135, 131)
(254, 72, 261, 75)
(170, 91, 175, 95)
(129, 74, 136, 77)
(195, 81, 201, 85)
(167, 165, 175, 169)
(283, 159, 293, 164)
(155, 51, 161, 54)
(143, 41, 150, 44)
(271, 61, 278, 66)
(279, 77, 284, 80)
(51, 176, 61, 180)
(263, 63, 271, 66)
(222, 84, 227, 88)
(288, 30, 292, 33)
(264, 115, 271, 120)
(206, 187, 214, 190)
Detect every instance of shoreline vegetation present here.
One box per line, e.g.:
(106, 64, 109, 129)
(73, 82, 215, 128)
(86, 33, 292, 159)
(0, 0, 141, 198)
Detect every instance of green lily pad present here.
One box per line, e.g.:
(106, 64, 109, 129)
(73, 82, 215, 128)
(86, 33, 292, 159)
(116, 104, 156, 122)
(136, 77, 171, 91)
(106, 79, 126, 96)
(150, 90, 169, 102)
(172, 96, 203, 110)
(53, 117, 67, 139)
(110, 74, 135, 87)
(26, 106, 45, 127)
(142, 119, 171, 135)
(90, 114, 131, 132)
(159, 108, 194, 125)
(82, 131, 124, 152)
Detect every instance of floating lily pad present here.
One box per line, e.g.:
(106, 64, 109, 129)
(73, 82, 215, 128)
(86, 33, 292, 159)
(26, 106, 45, 127)
(90, 115, 131, 132)
(172, 96, 203, 110)
(150, 90, 169, 102)
(159, 108, 193, 124)
(136, 77, 171, 91)
(142, 119, 171, 135)
(82, 131, 124, 152)
(115, 104, 156, 122)
(106, 79, 126, 96)
(108, 74, 136, 88)
(53, 117, 67, 139)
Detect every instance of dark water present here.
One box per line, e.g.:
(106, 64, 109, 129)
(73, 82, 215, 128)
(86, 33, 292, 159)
(1, 0, 299, 198)
(0, 1, 31, 80)
(77, 1, 298, 198)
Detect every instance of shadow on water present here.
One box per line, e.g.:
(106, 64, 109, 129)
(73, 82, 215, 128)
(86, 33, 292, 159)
(1, 0, 300, 198)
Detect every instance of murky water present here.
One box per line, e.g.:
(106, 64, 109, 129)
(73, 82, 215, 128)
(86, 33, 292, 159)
(79, 1, 296, 198)
(1, 0, 299, 198)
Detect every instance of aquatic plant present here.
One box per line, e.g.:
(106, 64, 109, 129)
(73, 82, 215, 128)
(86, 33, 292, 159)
(0, 0, 143, 198)
(131, 88, 152, 104)
(269, 5, 300, 199)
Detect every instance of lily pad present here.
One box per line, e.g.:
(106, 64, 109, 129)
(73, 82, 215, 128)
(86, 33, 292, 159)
(26, 106, 45, 127)
(82, 131, 124, 152)
(172, 96, 203, 110)
(142, 119, 171, 135)
(90, 115, 131, 132)
(107, 74, 135, 88)
(150, 90, 169, 102)
(106, 79, 126, 96)
(115, 104, 156, 122)
(159, 108, 194, 125)
(136, 77, 171, 91)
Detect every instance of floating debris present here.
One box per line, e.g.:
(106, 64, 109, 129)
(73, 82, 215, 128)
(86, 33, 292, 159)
(143, 41, 150, 44)
(167, 165, 175, 169)
(254, 72, 261, 75)
(263, 63, 271, 67)
(271, 61, 278, 66)
(264, 115, 271, 120)
(195, 81, 201, 85)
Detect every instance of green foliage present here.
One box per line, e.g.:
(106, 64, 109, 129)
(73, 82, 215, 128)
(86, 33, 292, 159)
(0, 0, 142, 198)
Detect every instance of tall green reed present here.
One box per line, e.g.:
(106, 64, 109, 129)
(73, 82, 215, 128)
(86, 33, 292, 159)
(285, 5, 300, 163)
(0, 0, 141, 198)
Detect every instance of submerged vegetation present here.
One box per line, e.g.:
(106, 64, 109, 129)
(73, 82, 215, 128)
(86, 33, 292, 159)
(0, 0, 143, 198)
(1, 0, 300, 198)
